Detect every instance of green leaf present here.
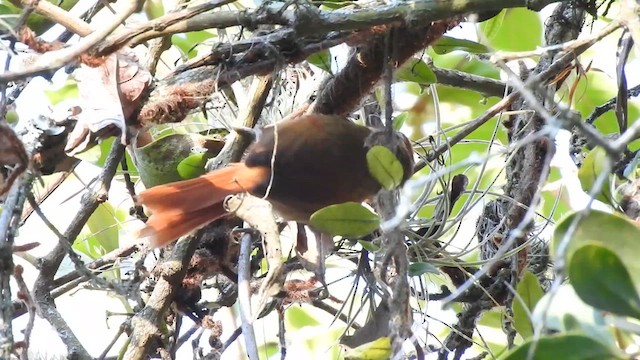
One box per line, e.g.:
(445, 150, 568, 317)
(396, 58, 437, 85)
(44, 79, 79, 105)
(478, 8, 542, 51)
(366, 145, 404, 190)
(429, 50, 500, 80)
(569, 243, 640, 319)
(499, 334, 623, 360)
(392, 112, 407, 131)
(552, 211, 640, 295)
(512, 270, 544, 340)
(344, 336, 391, 360)
(0, 9, 19, 30)
(310, 202, 379, 238)
(135, 133, 224, 187)
(432, 36, 490, 54)
(5, 110, 19, 124)
(171, 31, 217, 59)
(307, 50, 333, 73)
(408, 262, 440, 276)
(577, 147, 614, 204)
(144, 0, 164, 19)
(1, 0, 81, 34)
(177, 153, 209, 179)
(478, 8, 506, 41)
(318, 0, 354, 10)
(73, 137, 114, 166)
(358, 240, 380, 253)
(74, 202, 120, 260)
(285, 306, 321, 329)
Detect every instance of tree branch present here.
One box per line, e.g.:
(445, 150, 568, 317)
(32, 141, 124, 360)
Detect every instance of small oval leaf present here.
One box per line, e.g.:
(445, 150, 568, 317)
(512, 270, 544, 340)
(135, 133, 224, 187)
(569, 243, 640, 319)
(408, 262, 440, 276)
(499, 334, 623, 360)
(307, 50, 333, 73)
(177, 153, 208, 179)
(310, 202, 379, 238)
(432, 36, 490, 54)
(366, 145, 404, 190)
(396, 58, 437, 85)
(358, 240, 380, 253)
(75, 202, 120, 260)
(577, 147, 614, 204)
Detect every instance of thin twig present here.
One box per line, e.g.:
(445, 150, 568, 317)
(237, 231, 259, 360)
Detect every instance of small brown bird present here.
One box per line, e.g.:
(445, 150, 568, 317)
(136, 114, 413, 247)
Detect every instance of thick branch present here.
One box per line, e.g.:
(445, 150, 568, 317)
(312, 19, 458, 115)
(125, 238, 198, 359)
(97, 0, 565, 53)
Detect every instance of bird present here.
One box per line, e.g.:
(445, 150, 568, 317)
(136, 113, 413, 247)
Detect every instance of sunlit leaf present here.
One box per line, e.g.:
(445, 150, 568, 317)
(44, 79, 79, 105)
(392, 112, 407, 131)
(5, 110, 19, 124)
(73, 137, 114, 165)
(343, 336, 391, 360)
(577, 147, 614, 204)
(144, 0, 164, 19)
(74, 202, 120, 259)
(478, 8, 542, 51)
(310, 202, 379, 238)
(285, 305, 321, 329)
(478, 9, 506, 41)
(366, 145, 404, 190)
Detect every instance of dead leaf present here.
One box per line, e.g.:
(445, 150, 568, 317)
(65, 49, 151, 156)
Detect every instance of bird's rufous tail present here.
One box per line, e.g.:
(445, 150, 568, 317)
(136, 163, 269, 247)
